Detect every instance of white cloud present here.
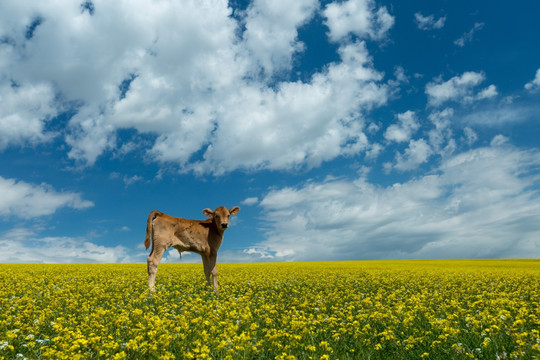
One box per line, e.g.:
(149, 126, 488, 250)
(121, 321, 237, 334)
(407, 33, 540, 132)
(323, 0, 394, 42)
(66, 109, 116, 166)
(0, 176, 94, 218)
(393, 66, 408, 83)
(414, 13, 446, 31)
(243, 0, 318, 77)
(425, 71, 496, 106)
(1, 0, 241, 166)
(190, 248, 277, 263)
(463, 127, 478, 146)
(0, 82, 58, 149)
(490, 134, 509, 147)
(250, 144, 540, 261)
(2, 227, 38, 242)
(393, 138, 432, 171)
(365, 142, 383, 160)
(0, 0, 391, 173)
(161, 248, 201, 263)
(525, 68, 540, 91)
(0, 232, 131, 263)
(461, 104, 538, 126)
(244, 248, 275, 259)
(241, 197, 259, 206)
(122, 174, 143, 187)
(427, 108, 454, 154)
(188, 41, 388, 174)
(384, 110, 419, 143)
(454, 22, 484, 47)
(476, 84, 498, 100)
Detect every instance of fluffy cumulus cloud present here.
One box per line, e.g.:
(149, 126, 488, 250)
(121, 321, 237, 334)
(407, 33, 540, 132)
(382, 108, 460, 173)
(243, 0, 319, 77)
(384, 110, 420, 143)
(323, 0, 394, 42)
(0, 0, 392, 173)
(0, 176, 93, 218)
(476, 84, 498, 100)
(243, 143, 540, 261)
(190, 40, 388, 174)
(425, 71, 497, 106)
(392, 138, 432, 171)
(0, 82, 58, 149)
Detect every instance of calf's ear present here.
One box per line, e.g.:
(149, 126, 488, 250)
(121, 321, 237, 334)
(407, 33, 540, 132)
(203, 208, 214, 218)
(229, 206, 240, 215)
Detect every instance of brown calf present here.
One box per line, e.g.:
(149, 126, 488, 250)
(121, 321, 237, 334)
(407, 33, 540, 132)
(144, 206, 240, 291)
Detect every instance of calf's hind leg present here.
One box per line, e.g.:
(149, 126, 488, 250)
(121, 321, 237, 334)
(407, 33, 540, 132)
(147, 245, 167, 291)
(209, 254, 219, 292)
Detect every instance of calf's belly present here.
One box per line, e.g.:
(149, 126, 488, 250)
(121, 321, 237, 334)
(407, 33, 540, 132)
(172, 238, 209, 255)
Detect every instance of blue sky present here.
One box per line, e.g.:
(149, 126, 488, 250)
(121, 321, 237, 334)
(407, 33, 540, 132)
(1, 0, 540, 263)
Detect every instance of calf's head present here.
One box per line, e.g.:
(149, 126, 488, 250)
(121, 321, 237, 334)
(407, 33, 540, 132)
(203, 206, 240, 231)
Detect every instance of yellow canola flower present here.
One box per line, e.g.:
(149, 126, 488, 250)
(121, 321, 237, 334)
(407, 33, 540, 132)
(0, 260, 539, 359)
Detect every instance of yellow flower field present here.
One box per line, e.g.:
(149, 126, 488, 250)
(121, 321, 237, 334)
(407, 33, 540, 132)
(1, 260, 539, 359)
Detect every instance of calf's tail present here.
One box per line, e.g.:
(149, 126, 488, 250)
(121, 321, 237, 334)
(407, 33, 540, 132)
(145, 210, 162, 250)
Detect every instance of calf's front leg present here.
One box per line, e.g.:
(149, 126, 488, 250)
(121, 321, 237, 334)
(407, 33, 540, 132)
(202, 254, 219, 291)
(209, 254, 219, 292)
